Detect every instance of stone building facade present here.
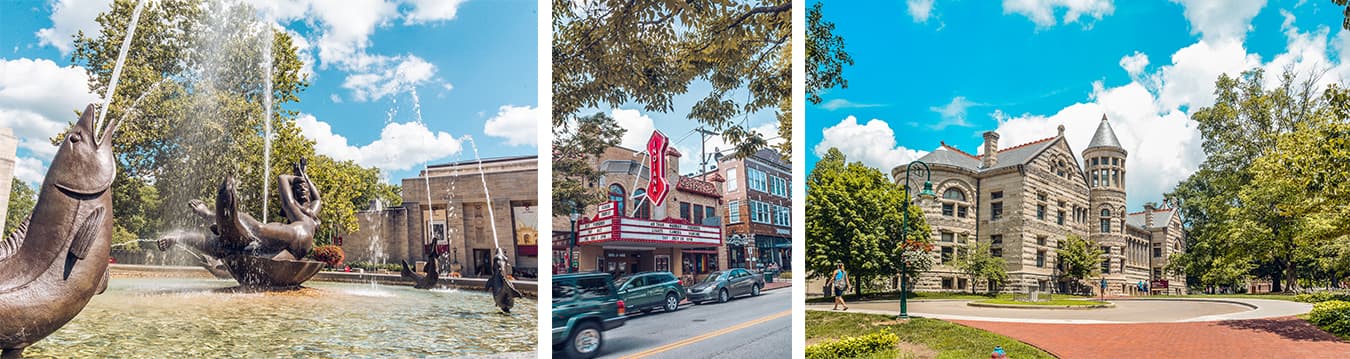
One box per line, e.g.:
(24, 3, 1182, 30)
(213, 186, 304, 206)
(900, 116, 1187, 295)
(342, 155, 538, 278)
(718, 148, 792, 271)
(0, 128, 15, 230)
(552, 145, 727, 281)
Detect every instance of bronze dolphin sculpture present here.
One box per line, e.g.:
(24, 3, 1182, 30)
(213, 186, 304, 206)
(486, 250, 523, 313)
(0, 104, 118, 358)
(400, 254, 438, 289)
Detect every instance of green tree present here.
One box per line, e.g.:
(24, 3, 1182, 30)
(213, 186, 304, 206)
(1056, 234, 1103, 294)
(1334, 0, 1350, 30)
(806, 148, 931, 297)
(806, 2, 853, 105)
(4, 179, 36, 237)
(66, 0, 397, 245)
(552, 112, 626, 215)
(552, 0, 790, 158)
(957, 241, 1007, 294)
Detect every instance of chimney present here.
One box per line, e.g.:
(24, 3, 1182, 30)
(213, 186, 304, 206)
(1144, 203, 1156, 227)
(981, 131, 1000, 169)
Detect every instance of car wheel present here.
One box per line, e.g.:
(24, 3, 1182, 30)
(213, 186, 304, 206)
(664, 293, 680, 312)
(566, 322, 603, 359)
(752, 284, 761, 296)
(718, 289, 729, 303)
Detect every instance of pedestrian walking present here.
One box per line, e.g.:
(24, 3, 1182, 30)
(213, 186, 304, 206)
(826, 263, 849, 311)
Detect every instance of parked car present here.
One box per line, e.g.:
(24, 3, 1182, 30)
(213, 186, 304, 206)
(615, 271, 686, 314)
(552, 272, 628, 358)
(686, 268, 765, 304)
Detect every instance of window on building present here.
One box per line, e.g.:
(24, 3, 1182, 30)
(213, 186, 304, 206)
(1112, 157, 1119, 166)
(958, 206, 968, 218)
(943, 188, 966, 201)
(633, 189, 651, 218)
(1102, 258, 1111, 274)
(728, 200, 741, 223)
(991, 235, 1003, 245)
(706, 206, 716, 224)
(726, 168, 738, 192)
(750, 201, 771, 224)
(680, 202, 691, 221)
(1037, 193, 1047, 201)
(1101, 246, 1111, 255)
(1057, 210, 1065, 225)
(1037, 204, 1046, 220)
(942, 277, 954, 289)
(1091, 171, 1099, 186)
(991, 202, 1003, 220)
(942, 232, 954, 242)
(609, 184, 626, 215)
(1092, 158, 1099, 166)
(942, 203, 954, 216)
(693, 204, 705, 224)
(773, 205, 790, 226)
(1112, 170, 1120, 188)
(991, 248, 1003, 257)
(1037, 236, 1047, 246)
(1036, 250, 1046, 268)
(1100, 219, 1111, 233)
(772, 176, 789, 197)
(747, 168, 767, 192)
(941, 247, 953, 264)
(991, 191, 1003, 199)
(1153, 247, 1162, 257)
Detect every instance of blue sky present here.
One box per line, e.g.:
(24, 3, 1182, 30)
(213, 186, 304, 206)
(806, 0, 1350, 209)
(0, 0, 539, 186)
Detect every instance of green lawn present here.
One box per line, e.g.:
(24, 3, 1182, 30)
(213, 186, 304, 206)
(806, 311, 1054, 359)
(975, 298, 1107, 306)
(807, 291, 1090, 303)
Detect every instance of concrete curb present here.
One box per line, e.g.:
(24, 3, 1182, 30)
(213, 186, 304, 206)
(1106, 297, 1260, 310)
(967, 301, 1115, 310)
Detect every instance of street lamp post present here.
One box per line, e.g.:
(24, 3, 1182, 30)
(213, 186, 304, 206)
(897, 160, 934, 319)
(569, 206, 580, 273)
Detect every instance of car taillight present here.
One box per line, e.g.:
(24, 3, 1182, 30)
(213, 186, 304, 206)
(677, 279, 683, 286)
(617, 300, 626, 316)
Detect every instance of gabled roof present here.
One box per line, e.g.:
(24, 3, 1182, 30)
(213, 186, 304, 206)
(1087, 114, 1123, 150)
(916, 137, 1059, 173)
(1126, 208, 1177, 230)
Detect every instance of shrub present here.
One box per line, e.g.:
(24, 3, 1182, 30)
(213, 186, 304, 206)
(1308, 300, 1350, 338)
(805, 330, 898, 359)
(309, 245, 345, 267)
(1295, 292, 1350, 303)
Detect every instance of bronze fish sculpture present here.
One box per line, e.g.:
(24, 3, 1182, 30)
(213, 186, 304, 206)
(0, 105, 118, 358)
(486, 250, 523, 313)
(400, 254, 439, 289)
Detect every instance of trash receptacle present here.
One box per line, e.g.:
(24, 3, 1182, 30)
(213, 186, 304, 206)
(763, 271, 775, 283)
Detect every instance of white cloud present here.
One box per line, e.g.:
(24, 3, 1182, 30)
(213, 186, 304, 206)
(907, 0, 935, 23)
(35, 0, 111, 55)
(1002, 0, 1114, 28)
(611, 109, 657, 151)
(1119, 51, 1149, 78)
(404, 0, 467, 24)
(1170, 0, 1267, 42)
(929, 96, 978, 130)
(819, 98, 883, 111)
(340, 54, 439, 102)
(1157, 38, 1261, 112)
(329, 94, 342, 103)
(13, 157, 46, 186)
(483, 105, 541, 147)
(815, 116, 928, 172)
(0, 58, 100, 183)
(294, 112, 462, 173)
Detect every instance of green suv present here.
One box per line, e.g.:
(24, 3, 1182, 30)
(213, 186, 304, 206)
(615, 271, 686, 314)
(553, 272, 628, 358)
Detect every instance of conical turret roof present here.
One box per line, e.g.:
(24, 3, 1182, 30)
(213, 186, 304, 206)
(1087, 114, 1122, 149)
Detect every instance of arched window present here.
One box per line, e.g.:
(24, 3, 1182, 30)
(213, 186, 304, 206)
(1101, 208, 1110, 217)
(632, 189, 651, 219)
(609, 184, 626, 215)
(943, 188, 966, 201)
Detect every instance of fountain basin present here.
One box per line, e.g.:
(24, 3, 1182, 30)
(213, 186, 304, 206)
(221, 255, 324, 288)
(25, 277, 538, 357)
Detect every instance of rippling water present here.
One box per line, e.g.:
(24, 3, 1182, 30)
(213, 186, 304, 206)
(25, 278, 537, 358)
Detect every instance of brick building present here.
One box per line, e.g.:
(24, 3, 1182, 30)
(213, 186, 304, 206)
(900, 115, 1186, 295)
(552, 145, 726, 281)
(717, 148, 792, 271)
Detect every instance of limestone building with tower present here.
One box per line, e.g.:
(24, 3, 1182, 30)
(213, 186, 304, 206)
(0, 128, 15, 230)
(899, 116, 1187, 295)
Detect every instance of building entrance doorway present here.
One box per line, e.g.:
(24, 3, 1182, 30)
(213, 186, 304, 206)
(473, 249, 491, 277)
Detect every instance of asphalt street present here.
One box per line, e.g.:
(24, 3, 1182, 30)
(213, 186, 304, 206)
(563, 287, 792, 358)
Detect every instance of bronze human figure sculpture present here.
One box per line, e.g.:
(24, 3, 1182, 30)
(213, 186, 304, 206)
(486, 249, 523, 313)
(400, 254, 439, 289)
(157, 160, 325, 287)
(0, 105, 118, 358)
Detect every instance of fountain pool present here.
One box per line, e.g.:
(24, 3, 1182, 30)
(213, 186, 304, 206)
(24, 277, 537, 357)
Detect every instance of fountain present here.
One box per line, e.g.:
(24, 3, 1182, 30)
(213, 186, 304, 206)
(0, 105, 120, 358)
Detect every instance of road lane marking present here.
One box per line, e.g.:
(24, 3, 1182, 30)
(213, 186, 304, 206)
(620, 309, 791, 359)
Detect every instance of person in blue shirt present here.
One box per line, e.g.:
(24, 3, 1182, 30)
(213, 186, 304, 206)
(826, 263, 849, 310)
